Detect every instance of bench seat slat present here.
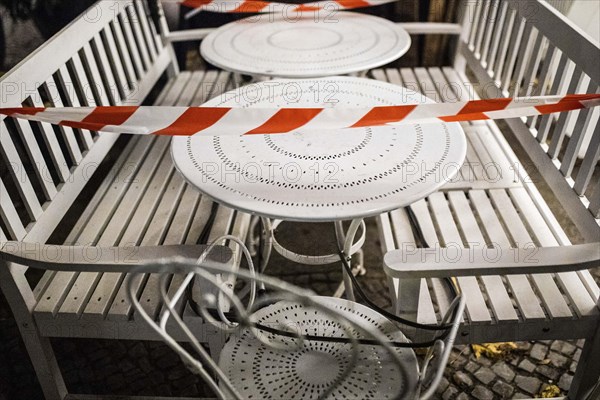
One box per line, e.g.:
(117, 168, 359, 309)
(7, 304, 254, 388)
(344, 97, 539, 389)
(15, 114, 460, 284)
(82, 145, 175, 319)
(389, 209, 438, 325)
(106, 172, 187, 320)
(33, 136, 156, 319)
(57, 138, 170, 319)
(448, 191, 518, 322)
(510, 188, 599, 318)
(489, 189, 573, 319)
(429, 192, 491, 323)
(467, 190, 546, 321)
(410, 200, 453, 319)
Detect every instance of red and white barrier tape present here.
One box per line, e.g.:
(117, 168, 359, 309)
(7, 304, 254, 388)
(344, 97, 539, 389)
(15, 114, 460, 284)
(179, 0, 394, 17)
(1, 94, 599, 137)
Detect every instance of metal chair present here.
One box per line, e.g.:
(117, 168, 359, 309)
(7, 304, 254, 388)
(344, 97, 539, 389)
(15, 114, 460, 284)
(128, 237, 466, 400)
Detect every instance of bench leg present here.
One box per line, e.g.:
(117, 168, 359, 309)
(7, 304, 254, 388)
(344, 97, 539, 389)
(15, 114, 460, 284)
(0, 262, 68, 400)
(569, 320, 600, 399)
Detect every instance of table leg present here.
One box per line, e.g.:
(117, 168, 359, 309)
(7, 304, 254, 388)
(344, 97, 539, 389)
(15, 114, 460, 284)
(334, 219, 365, 301)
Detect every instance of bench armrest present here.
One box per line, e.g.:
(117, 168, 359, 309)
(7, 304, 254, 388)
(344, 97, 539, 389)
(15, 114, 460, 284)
(0, 242, 232, 273)
(383, 243, 600, 279)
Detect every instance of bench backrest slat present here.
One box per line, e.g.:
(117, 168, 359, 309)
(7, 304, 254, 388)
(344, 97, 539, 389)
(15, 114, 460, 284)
(458, 0, 600, 240)
(0, 0, 173, 243)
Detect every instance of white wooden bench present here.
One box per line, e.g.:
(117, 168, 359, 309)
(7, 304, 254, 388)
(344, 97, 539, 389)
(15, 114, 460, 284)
(0, 2, 250, 399)
(376, 1, 600, 399)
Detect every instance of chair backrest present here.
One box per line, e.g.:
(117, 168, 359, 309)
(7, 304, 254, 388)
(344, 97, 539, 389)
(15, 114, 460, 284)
(456, 0, 600, 241)
(0, 0, 174, 244)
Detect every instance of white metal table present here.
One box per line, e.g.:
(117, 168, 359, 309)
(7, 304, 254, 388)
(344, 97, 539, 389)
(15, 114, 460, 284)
(171, 77, 467, 299)
(200, 12, 411, 78)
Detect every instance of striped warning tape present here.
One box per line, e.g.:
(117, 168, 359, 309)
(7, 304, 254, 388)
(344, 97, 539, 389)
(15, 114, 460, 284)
(1, 94, 598, 137)
(179, 0, 394, 16)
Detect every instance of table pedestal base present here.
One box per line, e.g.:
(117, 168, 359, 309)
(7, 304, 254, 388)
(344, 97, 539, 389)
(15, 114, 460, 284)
(247, 217, 366, 301)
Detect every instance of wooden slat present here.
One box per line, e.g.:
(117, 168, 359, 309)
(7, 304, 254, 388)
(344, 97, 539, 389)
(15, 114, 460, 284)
(125, 4, 151, 70)
(389, 209, 438, 325)
(429, 192, 491, 323)
(469, 190, 546, 321)
(518, 29, 544, 97)
(9, 118, 56, 200)
(118, 9, 145, 77)
(385, 68, 403, 86)
(548, 67, 584, 159)
(55, 65, 95, 150)
(106, 172, 187, 320)
(501, 15, 525, 94)
(108, 18, 138, 85)
(75, 138, 171, 319)
(80, 43, 113, 106)
(34, 137, 156, 319)
(410, 199, 452, 319)
(91, 33, 121, 105)
(527, 43, 557, 126)
(99, 27, 129, 99)
(537, 52, 569, 143)
(560, 84, 599, 178)
(486, 0, 508, 72)
(509, 21, 535, 96)
(134, 0, 158, 60)
(573, 122, 600, 196)
(0, 179, 27, 240)
(493, 8, 516, 83)
(370, 69, 387, 82)
(449, 191, 518, 322)
(42, 80, 83, 164)
(480, 0, 499, 65)
(26, 95, 71, 183)
(0, 124, 43, 219)
(489, 189, 573, 319)
(510, 187, 598, 318)
(82, 146, 174, 319)
(473, 0, 491, 57)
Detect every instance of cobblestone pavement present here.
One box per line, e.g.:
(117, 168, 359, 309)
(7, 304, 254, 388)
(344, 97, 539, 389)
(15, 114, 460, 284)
(0, 219, 591, 399)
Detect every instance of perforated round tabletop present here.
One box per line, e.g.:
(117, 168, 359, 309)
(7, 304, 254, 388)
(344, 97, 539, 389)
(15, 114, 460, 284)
(171, 77, 467, 222)
(200, 12, 411, 78)
(218, 297, 418, 399)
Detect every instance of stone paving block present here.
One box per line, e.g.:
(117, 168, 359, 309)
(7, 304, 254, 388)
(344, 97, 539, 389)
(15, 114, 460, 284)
(474, 367, 495, 385)
(453, 371, 474, 389)
(438, 377, 450, 393)
(548, 351, 569, 368)
(573, 348, 581, 362)
(456, 392, 470, 400)
(550, 340, 577, 356)
(465, 361, 480, 373)
(558, 373, 573, 391)
(492, 361, 515, 382)
(518, 358, 537, 373)
(472, 385, 494, 400)
(515, 375, 542, 395)
(492, 380, 515, 399)
(442, 386, 459, 400)
(536, 364, 560, 381)
(530, 343, 548, 361)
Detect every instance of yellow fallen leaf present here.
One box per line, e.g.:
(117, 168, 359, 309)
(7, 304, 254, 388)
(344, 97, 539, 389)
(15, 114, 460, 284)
(471, 342, 518, 360)
(539, 384, 561, 398)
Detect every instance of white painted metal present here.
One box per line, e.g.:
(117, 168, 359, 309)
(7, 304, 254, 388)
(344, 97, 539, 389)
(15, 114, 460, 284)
(200, 12, 411, 78)
(172, 77, 467, 221)
(218, 297, 418, 399)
